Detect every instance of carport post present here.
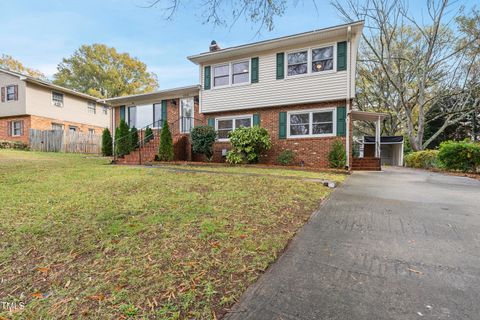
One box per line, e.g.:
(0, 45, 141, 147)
(375, 116, 381, 158)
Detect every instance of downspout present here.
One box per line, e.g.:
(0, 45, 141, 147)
(345, 25, 352, 169)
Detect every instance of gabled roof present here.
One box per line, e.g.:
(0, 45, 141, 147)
(99, 85, 200, 106)
(187, 21, 364, 64)
(0, 67, 100, 101)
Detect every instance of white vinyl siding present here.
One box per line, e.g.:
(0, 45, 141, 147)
(200, 39, 353, 113)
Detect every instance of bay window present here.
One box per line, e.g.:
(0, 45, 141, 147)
(216, 115, 252, 140)
(288, 109, 335, 138)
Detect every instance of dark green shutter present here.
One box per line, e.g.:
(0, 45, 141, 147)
(207, 118, 215, 128)
(336, 106, 346, 136)
(204, 66, 211, 90)
(253, 114, 260, 126)
(161, 100, 167, 126)
(119, 106, 125, 121)
(276, 53, 284, 79)
(279, 112, 287, 139)
(337, 41, 347, 71)
(251, 57, 259, 83)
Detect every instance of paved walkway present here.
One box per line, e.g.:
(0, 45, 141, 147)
(225, 167, 480, 320)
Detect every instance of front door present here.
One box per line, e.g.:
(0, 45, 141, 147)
(180, 97, 194, 133)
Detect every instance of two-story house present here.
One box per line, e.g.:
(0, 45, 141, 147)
(107, 21, 369, 168)
(0, 68, 110, 145)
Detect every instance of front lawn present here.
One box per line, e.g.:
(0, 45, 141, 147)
(0, 150, 342, 319)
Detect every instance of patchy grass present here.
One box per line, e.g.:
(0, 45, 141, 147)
(0, 150, 342, 319)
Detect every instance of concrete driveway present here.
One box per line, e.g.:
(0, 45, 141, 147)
(225, 167, 480, 320)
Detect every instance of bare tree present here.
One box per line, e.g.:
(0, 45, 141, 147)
(332, 0, 479, 150)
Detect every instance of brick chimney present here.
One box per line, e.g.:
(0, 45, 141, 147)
(209, 40, 220, 52)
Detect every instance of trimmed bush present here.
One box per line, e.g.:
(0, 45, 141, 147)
(0, 140, 28, 150)
(101, 128, 113, 156)
(144, 127, 154, 143)
(191, 125, 216, 161)
(404, 150, 439, 169)
(277, 149, 295, 166)
(437, 140, 480, 172)
(130, 127, 139, 150)
(328, 140, 346, 169)
(158, 121, 174, 161)
(226, 126, 272, 164)
(115, 120, 131, 157)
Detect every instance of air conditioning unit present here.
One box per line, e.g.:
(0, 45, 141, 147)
(53, 101, 63, 107)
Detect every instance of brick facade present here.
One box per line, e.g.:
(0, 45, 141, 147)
(0, 115, 106, 145)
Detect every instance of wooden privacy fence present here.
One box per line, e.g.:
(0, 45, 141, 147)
(29, 129, 102, 154)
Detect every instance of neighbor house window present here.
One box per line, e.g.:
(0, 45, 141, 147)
(213, 64, 230, 87)
(288, 109, 335, 138)
(11, 121, 22, 136)
(52, 92, 64, 107)
(6, 85, 16, 101)
(52, 123, 64, 131)
(215, 115, 252, 140)
(287, 50, 308, 76)
(87, 102, 96, 114)
(232, 61, 249, 84)
(102, 106, 108, 115)
(69, 126, 77, 133)
(312, 45, 334, 73)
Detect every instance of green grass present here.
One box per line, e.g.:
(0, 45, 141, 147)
(0, 150, 342, 319)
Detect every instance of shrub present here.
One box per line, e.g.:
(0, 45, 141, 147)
(115, 120, 131, 157)
(226, 126, 272, 164)
(437, 140, 480, 172)
(144, 127, 154, 143)
(0, 140, 28, 150)
(328, 140, 346, 169)
(130, 126, 139, 150)
(191, 125, 216, 161)
(101, 128, 113, 156)
(158, 121, 174, 161)
(277, 149, 295, 166)
(404, 150, 439, 169)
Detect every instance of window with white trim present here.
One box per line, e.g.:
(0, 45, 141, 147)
(216, 115, 252, 140)
(52, 92, 64, 107)
(69, 126, 78, 133)
(312, 46, 334, 73)
(213, 64, 229, 87)
(102, 106, 108, 115)
(88, 102, 96, 114)
(52, 123, 64, 131)
(6, 85, 16, 101)
(232, 61, 249, 84)
(288, 109, 335, 138)
(287, 50, 308, 76)
(11, 121, 22, 136)
(88, 128, 95, 135)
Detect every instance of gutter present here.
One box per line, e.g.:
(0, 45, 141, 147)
(345, 25, 352, 170)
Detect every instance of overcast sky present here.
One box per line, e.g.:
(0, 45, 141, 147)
(0, 0, 476, 88)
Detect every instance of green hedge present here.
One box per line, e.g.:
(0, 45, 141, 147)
(437, 140, 480, 172)
(0, 140, 29, 150)
(404, 150, 439, 169)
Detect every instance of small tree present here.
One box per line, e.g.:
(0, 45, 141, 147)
(158, 121, 174, 161)
(101, 128, 113, 156)
(328, 140, 346, 169)
(144, 127, 154, 143)
(115, 120, 131, 156)
(226, 127, 271, 164)
(190, 125, 216, 161)
(130, 126, 139, 150)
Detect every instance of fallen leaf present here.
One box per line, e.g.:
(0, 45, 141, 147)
(86, 294, 105, 301)
(36, 267, 50, 274)
(32, 292, 43, 299)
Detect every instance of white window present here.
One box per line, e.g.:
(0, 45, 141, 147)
(127, 106, 136, 128)
(88, 128, 95, 135)
(288, 109, 335, 138)
(213, 64, 229, 87)
(52, 92, 64, 107)
(287, 50, 308, 76)
(286, 45, 335, 77)
(153, 103, 163, 128)
(232, 61, 249, 84)
(52, 123, 64, 131)
(11, 121, 22, 136)
(312, 46, 334, 73)
(6, 85, 16, 101)
(102, 106, 108, 115)
(180, 97, 194, 133)
(215, 115, 253, 140)
(69, 126, 78, 133)
(88, 102, 96, 114)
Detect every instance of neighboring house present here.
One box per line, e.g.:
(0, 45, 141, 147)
(105, 21, 384, 168)
(0, 68, 110, 145)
